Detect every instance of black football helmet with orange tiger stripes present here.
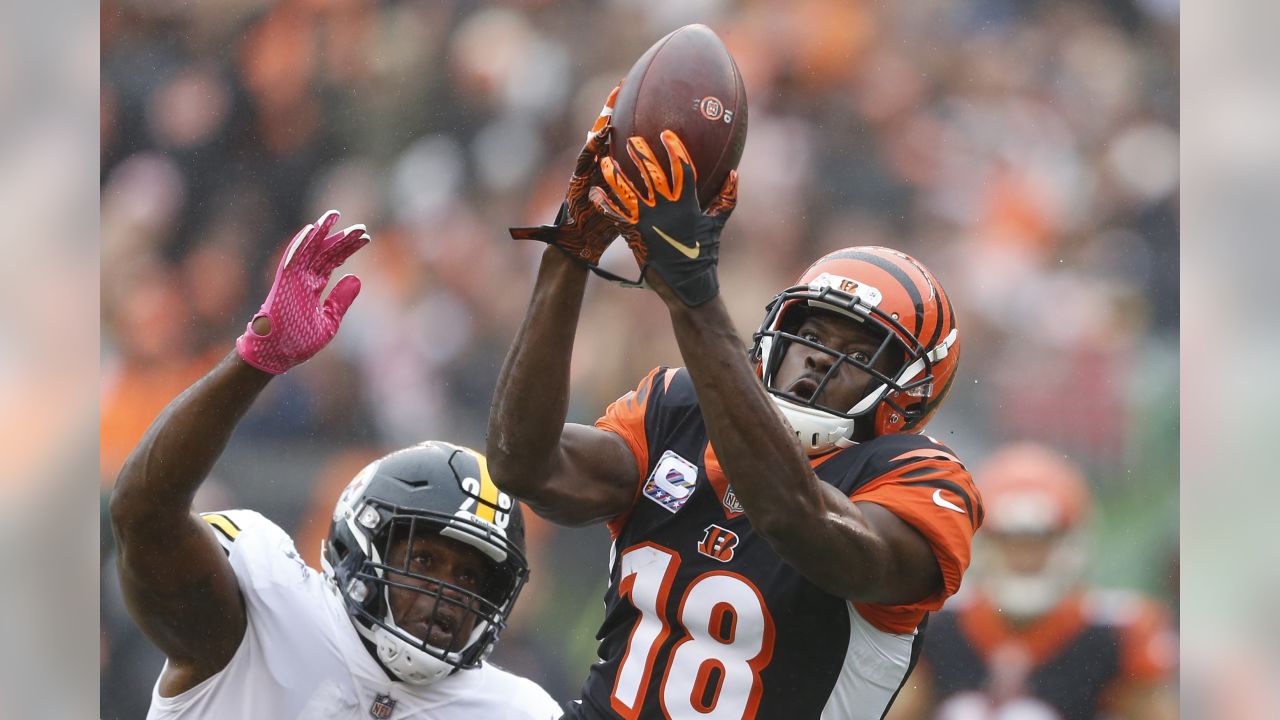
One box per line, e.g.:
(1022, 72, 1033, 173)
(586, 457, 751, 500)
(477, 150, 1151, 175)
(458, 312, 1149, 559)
(751, 246, 960, 453)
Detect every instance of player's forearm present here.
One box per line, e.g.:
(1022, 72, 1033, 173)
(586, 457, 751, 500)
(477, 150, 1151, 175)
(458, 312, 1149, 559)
(110, 351, 272, 536)
(487, 247, 589, 495)
(664, 296, 826, 535)
(664, 291, 898, 599)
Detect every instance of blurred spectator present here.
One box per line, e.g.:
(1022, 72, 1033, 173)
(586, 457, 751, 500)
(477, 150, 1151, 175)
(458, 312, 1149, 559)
(888, 443, 1177, 719)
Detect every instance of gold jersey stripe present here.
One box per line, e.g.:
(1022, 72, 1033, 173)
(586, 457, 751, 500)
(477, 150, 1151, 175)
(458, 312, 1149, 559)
(202, 513, 242, 543)
(468, 451, 501, 524)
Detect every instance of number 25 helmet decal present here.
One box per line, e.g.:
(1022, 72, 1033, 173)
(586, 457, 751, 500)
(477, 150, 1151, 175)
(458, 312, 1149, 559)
(321, 441, 529, 684)
(751, 246, 960, 454)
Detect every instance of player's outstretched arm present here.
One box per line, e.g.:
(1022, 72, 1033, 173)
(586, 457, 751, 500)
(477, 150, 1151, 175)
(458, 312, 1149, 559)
(109, 211, 369, 695)
(486, 245, 639, 526)
(489, 89, 641, 527)
(111, 352, 270, 694)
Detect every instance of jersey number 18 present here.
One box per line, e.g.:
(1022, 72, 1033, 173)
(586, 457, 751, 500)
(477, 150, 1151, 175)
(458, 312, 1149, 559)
(610, 543, 776, 720)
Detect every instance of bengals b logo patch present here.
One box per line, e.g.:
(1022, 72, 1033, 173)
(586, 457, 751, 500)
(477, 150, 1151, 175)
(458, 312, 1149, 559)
(697, 524, 739, 563)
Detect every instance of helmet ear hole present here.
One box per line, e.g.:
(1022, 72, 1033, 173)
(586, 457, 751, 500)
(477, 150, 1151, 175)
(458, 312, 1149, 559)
(330, 536, 349, 562)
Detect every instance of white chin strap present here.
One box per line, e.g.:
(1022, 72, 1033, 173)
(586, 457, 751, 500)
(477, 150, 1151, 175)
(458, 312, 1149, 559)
(367, 623, 455, 685)
(765, 354, 896, 456)
(358, 613, 489, 686)
(771, 397, 859, 456)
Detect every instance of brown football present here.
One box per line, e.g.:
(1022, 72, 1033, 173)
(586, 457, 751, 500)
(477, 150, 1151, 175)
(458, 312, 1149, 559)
(609, 24, 748, 210)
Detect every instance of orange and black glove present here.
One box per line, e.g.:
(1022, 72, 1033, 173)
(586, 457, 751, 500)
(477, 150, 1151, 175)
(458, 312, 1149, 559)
(508, 84, 621, 266)
(589, 130, 738, 307)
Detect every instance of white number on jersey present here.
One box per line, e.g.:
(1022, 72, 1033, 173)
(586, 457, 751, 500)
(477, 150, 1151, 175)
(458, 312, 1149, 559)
(611, 543, 775, 719)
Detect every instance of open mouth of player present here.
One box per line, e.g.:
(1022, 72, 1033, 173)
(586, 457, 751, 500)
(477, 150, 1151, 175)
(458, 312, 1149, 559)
(408, 612, 459, 650)
(788, 377, 821, 402)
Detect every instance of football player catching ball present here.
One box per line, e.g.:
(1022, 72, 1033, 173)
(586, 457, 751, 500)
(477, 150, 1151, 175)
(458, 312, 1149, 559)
(488, 84, 981, 719)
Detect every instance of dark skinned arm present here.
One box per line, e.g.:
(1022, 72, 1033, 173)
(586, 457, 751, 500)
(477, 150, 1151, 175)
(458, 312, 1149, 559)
(486, 246, 640, 526)
(650, 275, 942, 604)
(108, 351, 270, 696)
(109, 210, 368, 696)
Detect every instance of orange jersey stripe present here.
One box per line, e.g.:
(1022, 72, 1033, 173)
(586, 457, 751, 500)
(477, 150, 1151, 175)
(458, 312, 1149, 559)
(597, 367, 664, 538)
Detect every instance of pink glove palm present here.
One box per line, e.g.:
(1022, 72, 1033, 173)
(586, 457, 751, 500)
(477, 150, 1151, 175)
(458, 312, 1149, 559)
(235, 210, 370, 374)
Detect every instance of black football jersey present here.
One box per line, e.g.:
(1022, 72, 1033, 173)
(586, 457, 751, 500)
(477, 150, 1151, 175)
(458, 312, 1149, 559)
(564, 367, 981, 720)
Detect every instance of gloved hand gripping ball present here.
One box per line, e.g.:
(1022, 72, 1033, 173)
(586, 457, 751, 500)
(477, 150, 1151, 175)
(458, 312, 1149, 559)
(590, 130, 737, 307)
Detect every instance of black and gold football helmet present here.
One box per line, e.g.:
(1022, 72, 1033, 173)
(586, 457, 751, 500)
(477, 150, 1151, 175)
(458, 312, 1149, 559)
(321, 441, 528, 684)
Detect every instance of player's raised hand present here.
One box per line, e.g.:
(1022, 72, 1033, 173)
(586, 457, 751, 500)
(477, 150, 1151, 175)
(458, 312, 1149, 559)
(235, 210, 370, 374)
(509, 83, 623, 265)
(590, 129, 737, 307)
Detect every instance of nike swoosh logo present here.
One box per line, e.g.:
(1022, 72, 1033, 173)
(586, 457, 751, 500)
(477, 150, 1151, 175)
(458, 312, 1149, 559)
(932, 488, 965, 514)
(652, 225, 700, 259)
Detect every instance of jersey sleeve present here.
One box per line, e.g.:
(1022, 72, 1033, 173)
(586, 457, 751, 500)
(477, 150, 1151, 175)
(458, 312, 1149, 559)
(200, 509, 262, 555)
(594, 366, 664, 478)
(199, 508, 314, 594)
(159, 510, 352, 717)
(850, 441, 983, 632)
(595, 367, 665, 537)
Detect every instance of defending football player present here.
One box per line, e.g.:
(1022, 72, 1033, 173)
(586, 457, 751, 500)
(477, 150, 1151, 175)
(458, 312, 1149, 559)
(886, 443, 1177, 720)
(488, 104, 981, 718)
(109, 211, 561, 719)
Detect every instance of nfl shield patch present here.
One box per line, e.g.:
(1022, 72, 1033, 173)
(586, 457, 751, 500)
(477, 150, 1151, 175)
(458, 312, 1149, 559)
(722, 485, 744, 515)
(370, 693, 397, 719)
(642, 450, 699, 513)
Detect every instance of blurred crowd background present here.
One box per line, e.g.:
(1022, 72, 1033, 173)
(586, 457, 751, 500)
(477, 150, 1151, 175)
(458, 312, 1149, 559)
(98, 0, 1180, 716)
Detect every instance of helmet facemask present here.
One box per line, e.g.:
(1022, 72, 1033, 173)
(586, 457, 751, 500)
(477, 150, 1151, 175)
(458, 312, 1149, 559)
(373, 514, 520, 645)
(322, 469, 529, 685)
(753, 282, 934, 452)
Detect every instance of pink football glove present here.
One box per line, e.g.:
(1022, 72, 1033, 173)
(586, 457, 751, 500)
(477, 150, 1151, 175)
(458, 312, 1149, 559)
(235, 210, 370, 375)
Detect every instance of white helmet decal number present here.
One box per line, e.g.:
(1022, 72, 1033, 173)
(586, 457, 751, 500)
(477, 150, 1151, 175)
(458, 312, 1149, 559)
(459, 475, 511, 530)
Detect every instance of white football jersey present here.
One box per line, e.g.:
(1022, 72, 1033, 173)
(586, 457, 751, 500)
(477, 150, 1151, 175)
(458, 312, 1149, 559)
(146, 509, 562, 720)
